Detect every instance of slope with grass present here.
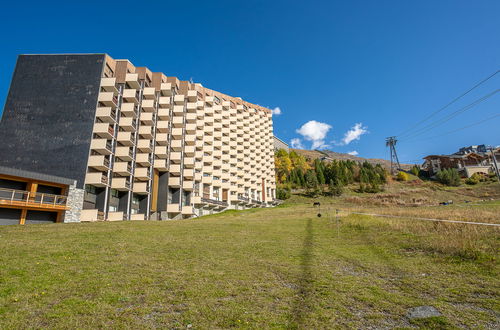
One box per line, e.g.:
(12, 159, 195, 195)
(0, 188, 499, 328)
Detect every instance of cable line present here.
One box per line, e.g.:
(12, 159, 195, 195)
(404, 112, 500, 143)
(399, 89, 499, 141)
(397, 70, 499, 138)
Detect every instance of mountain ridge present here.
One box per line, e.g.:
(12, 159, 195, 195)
(290, 148, 414, 169)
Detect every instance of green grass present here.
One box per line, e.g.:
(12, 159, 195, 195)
(0, 199, 499, 328)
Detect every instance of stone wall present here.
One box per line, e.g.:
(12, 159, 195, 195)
(64, 184, 84, 223)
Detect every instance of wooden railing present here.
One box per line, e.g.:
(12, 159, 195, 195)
(0, 188, 67, 209)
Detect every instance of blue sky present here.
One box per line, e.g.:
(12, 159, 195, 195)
(0, 0, 499, 164)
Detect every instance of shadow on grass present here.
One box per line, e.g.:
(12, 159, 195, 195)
(290, 217, 314, 328)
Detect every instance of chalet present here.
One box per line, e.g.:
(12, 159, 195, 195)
(423, 145, 499, 178)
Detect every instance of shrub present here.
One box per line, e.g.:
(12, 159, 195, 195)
(396, 171, 409, 181)
(276, 186, 291, 200)
(410, 165, 420, 177)
(465, 173, 481, 185)
(436, 168, 461, 186)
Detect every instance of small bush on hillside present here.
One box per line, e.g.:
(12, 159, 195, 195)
(465, 173, 481, 185)
(410, 165, 420, 177)
(397, 171, 409, 181)
(276, 186, 291, 200)
(436, 168, 461, 186)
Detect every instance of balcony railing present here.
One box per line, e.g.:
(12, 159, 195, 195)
(0, 188, 67, 208)
(201, 197, 228, 207)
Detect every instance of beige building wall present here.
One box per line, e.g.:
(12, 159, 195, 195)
(83, 55, 276, 221)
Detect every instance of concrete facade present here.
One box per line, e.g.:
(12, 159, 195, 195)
(0, 54, 278, 223)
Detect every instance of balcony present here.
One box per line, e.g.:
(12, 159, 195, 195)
(173, 105, 184, 115)
(142, 87, 156, 99)
(169, 164, 181, 175)
(174, 95, 185, 105)
(100, 77, 118, 93)
(120, 102, 136, 117)
(185, 124, 196, 134)
(111, 177, 131, 191)
(186, 102, 197, 112)
(123, 89, 139, 104)
(181, 206, 193, 215)
(156, 133, 169, 145)
(184, 146, 195, 156)
(170, 152, 182, 162)
(96, 107, 117, 123)
(155, 146, 168, 157)
(88, 155, 110, 171)
(205, 96, 214, 105)
(140, 112, 154, 125)
(117, 131, 135, 146)
(170, 140, 182, 151)
(133, 182, 150, 195)
(131, 213, 145, 221)
(183, 169, 194, 179)
(139, 125, 154, 139)
(185, 113, 197, 123)
(113, 161, 132, 176)
(125, 73, 140, 89)
(154, 159, 168, 171)
(141, 99, 155, 112)
(85, 172, 108, 187)
(171, 128, 183, 139)
(167, 203, 180, 213)
(185, 135, 196, 146)
(134, 167, 151, 180)
(108, 211, 125, 221)
(158, 107, 170, 119)
(136, 153, 152, 166)
(137, 139, 153, 152)
(157, 120, 169, 133)
(168, 176, 181, 188)
(191, 196, 202, 205)
(187, 90, 197, 102)
(160, 83, 173, 96)
(93, 122, 114, 139)
(172, 116, 184, 128)
(91, 139, 113, 155)
(115, 146, 134, 161)
(119, 117, 136, 131)
(0, 188, 68, 212)
(158, 96, 171, 108)
(184, 157, 195, 168)
(183, 181, 194, 190)
(98, 92, 118, 108)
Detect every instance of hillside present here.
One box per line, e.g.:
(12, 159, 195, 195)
(0, 182, 498, 328)
(291, 148, 413, 169)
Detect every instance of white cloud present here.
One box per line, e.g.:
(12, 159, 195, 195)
(290, 138, 304, 149)
(296, 120, 332, 150)
(341, 123, 368, 145)
(271, 107, 282, 116)
(347, 151, 359, 156)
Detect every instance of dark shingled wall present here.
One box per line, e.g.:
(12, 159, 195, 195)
(0, 54, 105, 188)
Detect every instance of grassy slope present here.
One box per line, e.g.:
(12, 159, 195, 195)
(0, 189, 499, 328)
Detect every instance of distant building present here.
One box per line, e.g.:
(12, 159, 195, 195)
(273, 136, 289, 152)
(423, 145, 500, 178)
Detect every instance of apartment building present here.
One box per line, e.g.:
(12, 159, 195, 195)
(0, 54, 277, 223)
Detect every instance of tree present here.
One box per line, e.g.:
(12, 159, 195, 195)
(436, 168, 461, 186)
(329, 178, 343, 197)
(305, 170, 320, 197)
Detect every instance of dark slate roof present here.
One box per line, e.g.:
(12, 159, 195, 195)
(0, 166, 76, 186)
